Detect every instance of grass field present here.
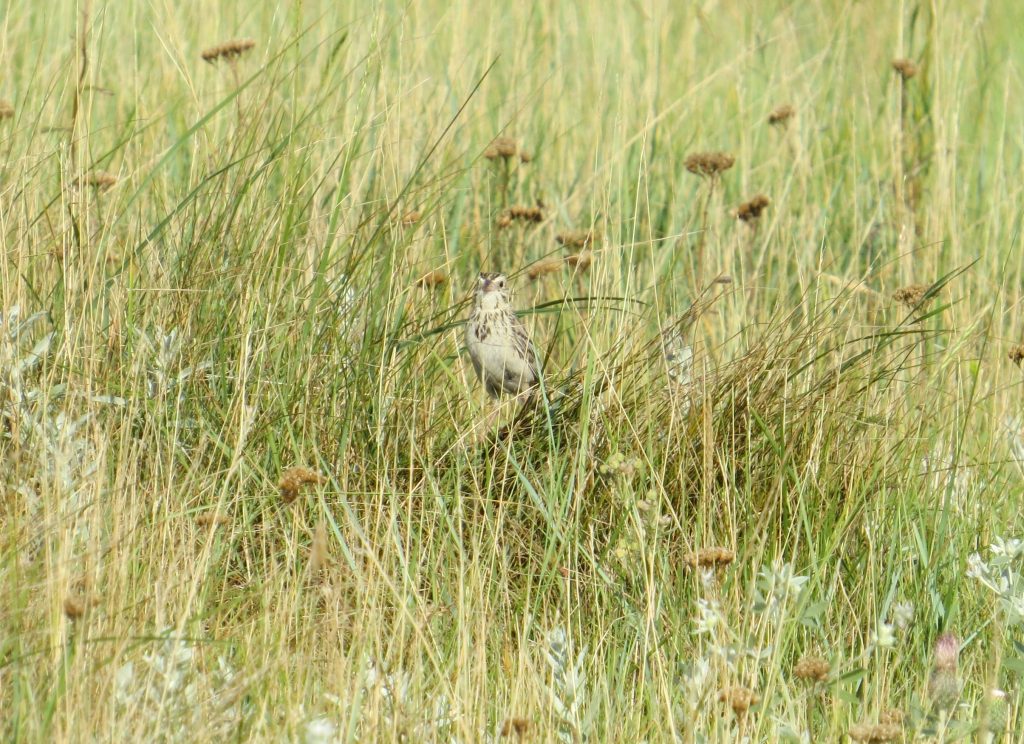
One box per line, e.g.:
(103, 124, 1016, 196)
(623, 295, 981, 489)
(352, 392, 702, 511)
(2, 0, 1024, 741)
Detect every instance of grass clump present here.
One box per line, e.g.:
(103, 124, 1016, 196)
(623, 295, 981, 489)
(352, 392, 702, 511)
(1, 2, 1023, 742)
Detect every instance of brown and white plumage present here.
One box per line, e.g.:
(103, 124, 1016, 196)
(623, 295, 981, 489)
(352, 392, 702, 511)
(465, 272, 539, 400)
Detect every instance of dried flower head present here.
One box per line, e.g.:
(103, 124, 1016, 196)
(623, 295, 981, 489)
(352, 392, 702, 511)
(556, 230, 598, 249)
(566, 250, 593, 271)
(499, 718, 531, 739)
(518, 150, 532, 164)
(879, 708, 905, 727)
(984, 688, 1009, 733)
(415, 270, 448, 289)
(401, 210, 421, 226)
(64, 595, 87, 620)
(84, 171, 117, 191)
(201, 38, 256, 64)
(685, 547, 735, 569)
(64, 594, 98, 620)
(928, 632, 961, 711)
(685, 151, 735, 178)
(1008, 344, 1024, 367)
(484, 136, 520, 161)
(892, 58, 918, 80)
(527, 257, 563, 281)
(933, 632, 959, 671)
(848, 722, 902, 743)
(768, 104, 795, 126)
(717, 686, 760, 715)
(497, 204, 544, 228)
(713, 275, 734, 285)
(195, 512, 231, 529)
(599, 451, 642, 478)
(793, 655, 831, 682)
(892, 283, 930, 308)
(0, 100, 14, 120)
(736, 194, 770, 223)
(279, 466, 326, 504)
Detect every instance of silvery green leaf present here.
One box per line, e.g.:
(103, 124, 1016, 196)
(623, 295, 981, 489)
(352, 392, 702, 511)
(1, 304, 20, 324)
(13, 310, 48, 337)
(175, 360, 212, 385)
(93, 394, 128, 406)
(549, 691, 569, 719)
(15, 332, 54, 373)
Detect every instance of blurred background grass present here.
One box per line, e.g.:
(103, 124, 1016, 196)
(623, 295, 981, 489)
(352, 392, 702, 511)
(1, 0, 1023, 741)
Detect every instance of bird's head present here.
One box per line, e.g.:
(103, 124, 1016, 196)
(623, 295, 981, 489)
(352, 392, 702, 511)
(476, 272, 510, 308)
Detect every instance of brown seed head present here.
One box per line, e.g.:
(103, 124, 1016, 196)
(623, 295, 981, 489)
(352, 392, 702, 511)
(201, 38, 256, 64)
(929, 667, 960, 711)
(64, 594, 98, 620)
(85, 171, 118, 191)
(892, 58, 918, 80)
(195, 512, 231, 529)
(497, 204, 544, 228)
(1008, 344, 1024, 367)
(793, 655, 830, 682)
(484, 136, 520, 161)
(499, 718, 531, 738)
(685, 151, 735, 178)
(566, 250, 593, 271)
(736, 194, 770, 223)
(892, 283, 930, 308)
(717, 686, 759, 715)
(0, 100, 14, 120)
(415, 269, 448, 289)
(64, 595, 87, 620)
(401, 210, 421, 226)
(848, 722, 902, 743)
(519, 150, 532, 164)
(933, 632, 959, 672)
(684, 547, 735, 569)
(879, 708, 905, 727)
(556, 230, 598, 249)
(279, 466, 326, 504)
(713, 274, 734, 285)
(527, 257, 563, 281)
(768, 104, 795, 126)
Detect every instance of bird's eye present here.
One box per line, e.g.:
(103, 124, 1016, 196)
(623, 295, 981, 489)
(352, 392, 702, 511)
(498, 279, 505, 288)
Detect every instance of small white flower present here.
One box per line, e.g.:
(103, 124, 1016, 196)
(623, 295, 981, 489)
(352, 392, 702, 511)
(995, 571, 1013, 595)
(685, 658, 710, 689)
(871, 621, 896, 649)
(891, 601, 915, 630)
(114, 662, 136, 706)
(966, 552, 988, 581)
(991, 537, 1024, 561)
(693, 599, 724, 635)
(304, 716, 338, 744)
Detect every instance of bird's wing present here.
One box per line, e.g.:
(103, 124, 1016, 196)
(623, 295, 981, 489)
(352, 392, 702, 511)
(510, 314, 540, 381)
